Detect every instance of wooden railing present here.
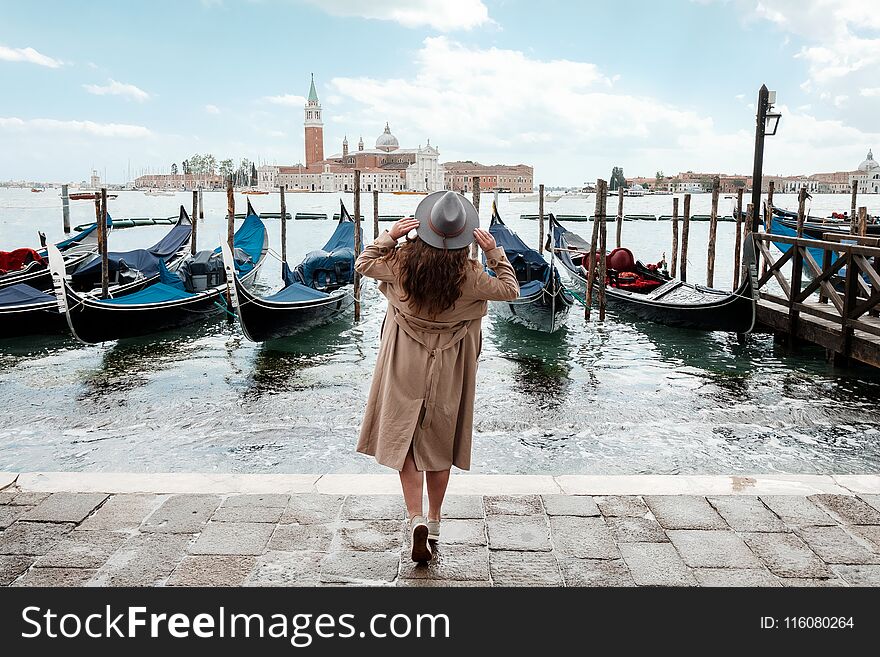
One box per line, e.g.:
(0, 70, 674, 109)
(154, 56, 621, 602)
(752, 232, 880, 353)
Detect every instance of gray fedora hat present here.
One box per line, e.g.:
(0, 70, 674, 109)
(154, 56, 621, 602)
(413, 190, 479, 250)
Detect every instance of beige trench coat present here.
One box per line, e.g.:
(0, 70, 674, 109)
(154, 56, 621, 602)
(355, 231, 519, 472)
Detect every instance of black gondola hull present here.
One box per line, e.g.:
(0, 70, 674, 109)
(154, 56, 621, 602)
(490, 286, 573, 333)
(0, 302, 67, 338)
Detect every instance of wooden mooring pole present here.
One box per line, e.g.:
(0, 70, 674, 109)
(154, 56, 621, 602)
(226, 176, 234, 250)
(616, 185, 624, 249)
(598, 189, 608, 322)
(733, 188, 744, 289)
(585, 180, 605, 319)
(354, 169, 362, 322)
(471, 176, 481, 259)
(670, 197, 679, 278)
(100, 188, 109, 299)
(198, 189, 204, 219)
(680, 193, 691, 282)
(858, 206, 868, 237)
(191, 190, 198, 254)
(788, 187, 809, 334)
(279, 185, 287, 263)
(538, 184, 545, 254)
(707, 176, 720, 287)
(851, 179, 859, 232)
(372, 189, 379, 240)
(61, 184, 71, 233)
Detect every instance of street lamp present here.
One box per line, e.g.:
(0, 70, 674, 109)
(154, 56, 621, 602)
(750, 84, 782, 232)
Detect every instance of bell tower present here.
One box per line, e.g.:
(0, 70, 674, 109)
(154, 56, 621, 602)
(304, 73, 324, 167)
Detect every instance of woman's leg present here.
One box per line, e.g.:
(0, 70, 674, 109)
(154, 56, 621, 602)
(398, 448, 424, 519)
(426, 468, 451, 521)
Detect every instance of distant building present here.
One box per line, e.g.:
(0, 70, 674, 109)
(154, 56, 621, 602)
(257, 76, 444, 193)
(852, 149, 880, 194)
(443, 161, 533, 193)
(133, 173, 224, 189)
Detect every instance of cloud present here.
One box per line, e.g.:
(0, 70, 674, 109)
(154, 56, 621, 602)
(205, 104, 221, 114)
(325, 36, 879, 182)
(262, 94, 307, 107)
(82, 79, 151, 102)
(0, 44, 62, 68)
(860, 88, 880, 97)
(301, 0, 490, 31)
(0, 116, 152, 138)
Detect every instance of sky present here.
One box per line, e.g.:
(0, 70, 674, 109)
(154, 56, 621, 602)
(1, 0, 879, 185)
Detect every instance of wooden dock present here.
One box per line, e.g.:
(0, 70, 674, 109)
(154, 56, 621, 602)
(753, 230, 880, 367)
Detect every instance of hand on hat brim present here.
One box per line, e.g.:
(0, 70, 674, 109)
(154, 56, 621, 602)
(389, 217, 420, 240)
(473, 228, 496, 251)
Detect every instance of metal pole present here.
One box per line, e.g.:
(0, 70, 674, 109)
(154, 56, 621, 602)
(750, 84, 769, 234)
(61, 184, 71, 233)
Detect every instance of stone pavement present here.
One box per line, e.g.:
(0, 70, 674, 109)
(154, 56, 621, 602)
(3, 480, 880, 586)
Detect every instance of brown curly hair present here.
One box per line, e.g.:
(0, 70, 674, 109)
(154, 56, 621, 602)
(394, 238, 473, 317)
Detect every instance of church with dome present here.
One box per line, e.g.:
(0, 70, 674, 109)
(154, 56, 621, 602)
(257, 75, 444, 193)
(853, 148, 880, 194)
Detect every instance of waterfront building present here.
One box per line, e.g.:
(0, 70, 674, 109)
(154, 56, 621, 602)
(443, 161, 533, 193)
(851, 149, 880, 194)
(133, 172, 224, 189)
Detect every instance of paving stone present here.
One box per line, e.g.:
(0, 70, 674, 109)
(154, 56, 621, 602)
(550, 516, 619, 559)
(0, 493, 15, 505)
(342, 495, 404, 520)
(400, 545, 489, 581)
(319, 551, 400, 584)
(397, 578, 489, 587)
(851, 525, 880, 552)
(8, 492, 50, 506)
(830, 564, 880, 586)
(212, 505, 284, 523)
(796, 526, 880, 565)
(740, 532, 831, 579)
(760, 496, 836, 528)
(223, 494, 290, 508)
(780, 577, 849, 587)
(91, 533, 191, 586)
(619, 542, 697, 586)
(693, 568, 780, 587)
(269, 523, 334, 552)
(432, 519, 486, 546)
(810, 494, 880, 525)
(559, 557, 635, 586)
(246, 550, 324, 586)
(489, 550, 562, 586)
(167, 555, 256, 586)
(436, 495, 484, 519)
(281, 495, 344, 524)
(606, 516, 668, 543)
(0, 521, 74, 555)
(541, 495, 600, 517)
(0, 505, 33, 529)
(34, 530, 127, 569)
(487, 515, 551, 551)
(23, 493, 108, 523)
(707, 496, 787, 532)
(596, 495, 650, 518)
(0, 555, 35, 585)
(667, 530, 763, 569)
(141, 494, 221, 533)
(484, 495, 544, 516)
(644, 496, 727, 530)
(332, 519, 403, 552)
(79, 494, 163, 531)
(860, 495, 880, 514)
(12, 567, 97, 587)
(189, 522, 274, 555)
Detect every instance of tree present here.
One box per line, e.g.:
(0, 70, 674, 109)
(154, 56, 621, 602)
(655, 170, 665, 181)
(202, 154, 217, 175)
(182, 160, 189, 175)
(250, 162, 257, 187)
(219, 159, 234, 178)
(609, 166, 627, 191)
(171, 163, 178, 175)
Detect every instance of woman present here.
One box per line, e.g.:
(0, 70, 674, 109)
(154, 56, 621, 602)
(355, 190, 519, 562)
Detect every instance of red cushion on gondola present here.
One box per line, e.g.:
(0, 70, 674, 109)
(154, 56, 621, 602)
(607, 247, 635, 272)
(0, 248, 45, 274)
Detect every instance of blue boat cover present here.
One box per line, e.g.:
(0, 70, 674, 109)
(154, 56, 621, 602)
(214, 211, 266, 273)
(102, 283, 195, 305)
(293, 218, 359, 288)
(517, 280, 545, 297)
(487, 208, 558, 298)
(158, 259, 186, 290)
(71, 220, 191, 282)
(0, 283, 55, 308)
(265, 282, 330, 303)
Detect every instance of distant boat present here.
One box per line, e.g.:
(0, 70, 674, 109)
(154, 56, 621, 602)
(243, 189, 270, 195)
(392, 190, 428, 196)
(30, 188, 44, 193)
(510, 192, 563, 203)
(144, 189, 175, 197)
(69, 192, 118, 201)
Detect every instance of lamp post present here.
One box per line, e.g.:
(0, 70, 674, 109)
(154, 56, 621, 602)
(749, 84, 782, 232)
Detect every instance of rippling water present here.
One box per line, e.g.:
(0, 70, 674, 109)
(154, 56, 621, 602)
(1, 188, 880, 474)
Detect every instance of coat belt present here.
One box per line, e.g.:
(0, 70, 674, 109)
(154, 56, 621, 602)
(390, 307, 472, 430)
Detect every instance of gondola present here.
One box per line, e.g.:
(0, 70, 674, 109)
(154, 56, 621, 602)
(0, 208, 193, 339)
(222, 201, 359, 341)
(486, 203, 573, 333)
(772, 207, 880, 235)
(51, 201, 268, 344)
(549, 214, 757, 333)
(0, 216, 109, 292)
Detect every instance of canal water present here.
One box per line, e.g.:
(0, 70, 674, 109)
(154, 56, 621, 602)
(1, 188, 880, 475)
